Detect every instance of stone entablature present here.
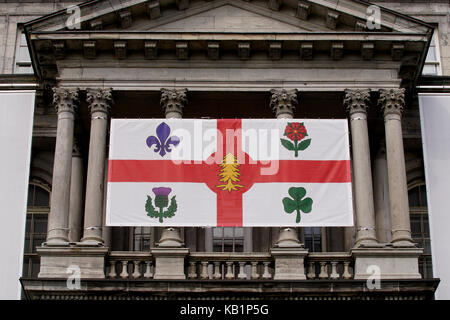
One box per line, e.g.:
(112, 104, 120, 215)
(24, 0, 433, 92)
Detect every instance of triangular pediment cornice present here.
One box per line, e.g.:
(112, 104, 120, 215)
(24, 0, 434, 90)
(25, 0, 432, 34)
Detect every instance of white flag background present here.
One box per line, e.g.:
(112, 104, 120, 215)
(106, 119, 353, 227)
(0, 91, 35, 300)
(419, 93, 450, 300)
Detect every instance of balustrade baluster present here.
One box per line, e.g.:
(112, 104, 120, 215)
(225, 262, 234, 280)
(213, 262, 222, 279)
(319, 262, 328, 279)
(188, 261, 197, 279)
(262, 262, 271, 279)
(342, 261, 352, 279)
(330, 261, 340, 279)
(144, 261, 153, 278)
(132, 261, 141, 278)
(237, 262, 247, 279)
(120, 260, 129, 278)
(250, 262, 259, 279)
(108, 260, 117, 278)
(200, 261, 209, 279)
(307, 261, 316, 279)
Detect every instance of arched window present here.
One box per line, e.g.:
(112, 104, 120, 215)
(408, 184, 433, 279)
(22, 181, 50, 278)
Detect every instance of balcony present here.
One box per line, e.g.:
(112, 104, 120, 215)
(21, 248, 439, 300)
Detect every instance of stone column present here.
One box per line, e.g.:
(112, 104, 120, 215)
(343, 89, 378, 246)
(157, 88, 187, 247)
(81, 88, 113, 245)
(378, 89, 414, 247)
(46, 88, 79, 245)
(270, 89, 302, 247)
(68, 141, 84, 243)
(102, 158, 112, 248)
(373, 140, 392, 243)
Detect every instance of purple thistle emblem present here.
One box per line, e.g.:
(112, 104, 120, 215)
(146, 122, 180, 157)
(146, 187, 177, 223)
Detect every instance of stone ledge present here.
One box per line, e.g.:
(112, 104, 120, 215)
(21, 278, 440, 300)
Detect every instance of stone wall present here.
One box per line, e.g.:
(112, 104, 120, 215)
(374, 0, 450, 76)
(0, 1, 81, 74)
(0, 1, 448, 76)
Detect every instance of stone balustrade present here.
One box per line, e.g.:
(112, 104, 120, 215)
(187, 252, 273, 280)
(305, 253, 354, 280)
(105, 251, 354, 280)
(106, 251, 154, 279)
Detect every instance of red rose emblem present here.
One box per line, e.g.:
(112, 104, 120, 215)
(280, 122, 311, 157)
(284, 122, 307, 141)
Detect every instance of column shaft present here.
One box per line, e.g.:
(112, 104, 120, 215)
(46, 88, 79, 244)
(270, 89, 302, 247)
(81, 89, 113, 244)
(373, 142, 392, 243)
(344, 89, 378, 246)
(158, 88, 188, 247)
(379, 89, 414, 246)
(68, 143, 84, 242)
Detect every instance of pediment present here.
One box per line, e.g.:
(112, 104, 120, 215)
(24, 0, 434, 89)
(26, 0, 431, 34)
(138, 5, 312, 33)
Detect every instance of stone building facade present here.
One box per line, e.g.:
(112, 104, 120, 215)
(1, 0, 449, 299)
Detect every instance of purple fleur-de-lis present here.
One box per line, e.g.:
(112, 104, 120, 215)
(146, 122, 180, 157)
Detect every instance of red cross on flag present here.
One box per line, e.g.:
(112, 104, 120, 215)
(106, 119, 353, 227)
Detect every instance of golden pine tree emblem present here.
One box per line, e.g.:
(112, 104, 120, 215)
(216, 153, 244, 192)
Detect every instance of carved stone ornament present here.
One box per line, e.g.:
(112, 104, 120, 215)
(270, 89, 298, 117)
(378, 88, 406, 117)
(53, 88, 79, 114)
(86, 88, 113, 115)
(160, 88, 188, 116)
(343, 89, 370, 115)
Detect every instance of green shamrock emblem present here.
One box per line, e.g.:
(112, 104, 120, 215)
(282, 187, 313, 223)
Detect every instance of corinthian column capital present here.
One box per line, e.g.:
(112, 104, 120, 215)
(86, 88, 113, 115)
(160, 88, 188, 118)
(378, 88, 405, 117)
(270, 89, 298, 118)
(344, 89, 370, 116)
(53, 88, 79, 114)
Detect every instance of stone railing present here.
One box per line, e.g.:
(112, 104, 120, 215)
(305, 252, 354, 279)
(106, 251, 154, 279)
(105, 251, 354, 280)
(187, 252, 273, 280)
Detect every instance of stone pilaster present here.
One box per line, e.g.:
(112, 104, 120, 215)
(81, 88, 113, 245)
(343, 89, 378, 246)
(46, 88, 79, 245)
(378, 88, 414, 247)
(270, 89, 302, 248)
(68, 141, 84, 243)
(157, 88, 188, 247)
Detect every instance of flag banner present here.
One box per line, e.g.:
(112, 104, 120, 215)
(106, 119, 353, 227)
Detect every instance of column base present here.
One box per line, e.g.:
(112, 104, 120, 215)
(157, 227, 184, 247)
(37, 244, 108, 279)
(391, 240, 417, 248)
(351, 247, 423, 280)
(353, 241, 385, 249)
(79, 238, 104, 246)
(270, 247, 308, 280)
(274, 228, 303, 248)
(151, 247, 189, 280)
